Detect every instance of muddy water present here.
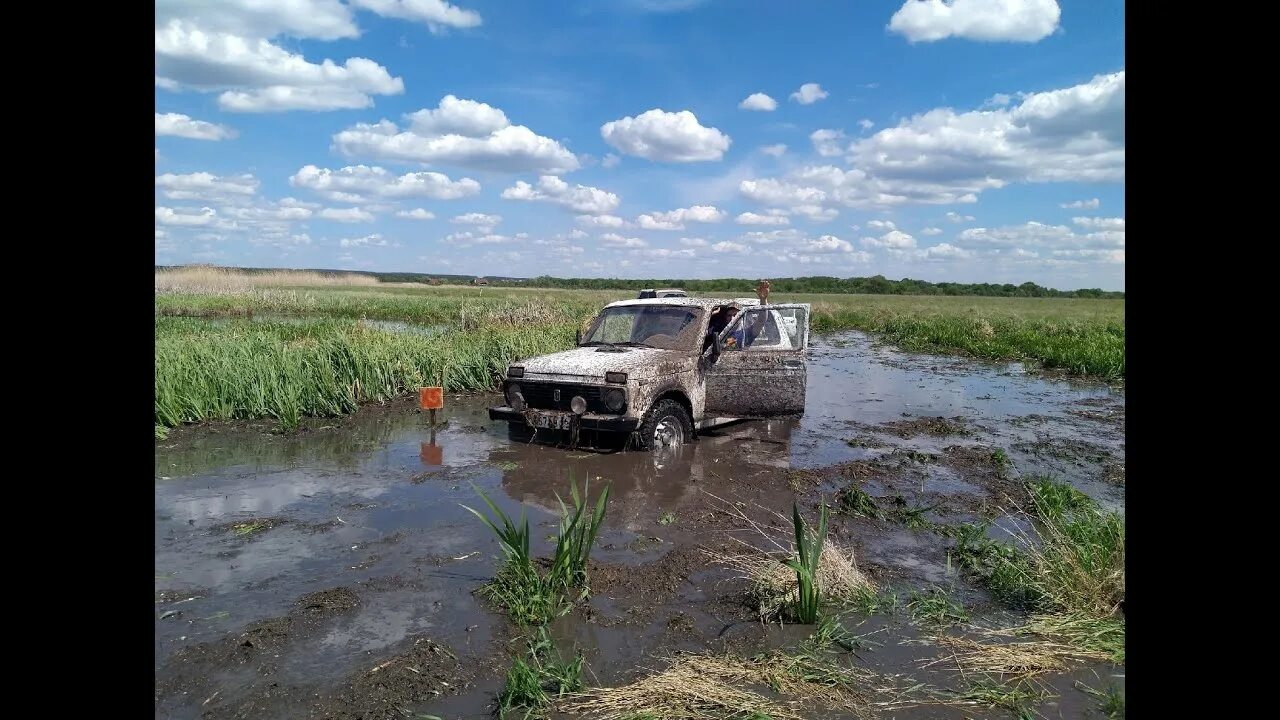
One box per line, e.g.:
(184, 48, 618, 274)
(155, 331, 1124, 719)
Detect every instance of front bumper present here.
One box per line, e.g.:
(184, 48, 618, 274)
(488, 406, 640, 432)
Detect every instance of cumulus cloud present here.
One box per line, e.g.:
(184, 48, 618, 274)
(861, 229, 917, 249)
(866, 220, 897, 231)
(636, 205, 726, 230)
(792, 205, 839, 222)
(811, 129, 847, 157)
(576, 214, 628, 228)
(451, 212, 501, 228)
(946, 212, 976, 223)
(155, 112, 236, 140)
(602, 153, 621, 168)
(155, 206, 218, 226)
(680, 237, 708, 247)
(645, 248, 698, 259)
(739, 93, 778, 111)
(1061, 198, 1101, 209)
(859, 119, 874, 131)
(502, 176, 621, 214)
(601, 109, 731, 162)
(711, 241, 749, 254)
(953, 221, 1124, 264)
(790, 83, 828, 105)
(397, 208, 436, 219)
(339, 233, 387, 247)
(1072, 216, 1124, 230)
(601, 233, 648, 248)
(803, 235, 854, 253)
(760, 144, 787, 157)
(921, 226, 944, 235)
(155, 172, 259, 201)
(333, 96, 579, 173)
(889, 0, 1061, 43)
(291, 165, 480, 202)
(320, 207, 375, 222)
(348, 0, 481, 32)
(736, 210, 790, 226)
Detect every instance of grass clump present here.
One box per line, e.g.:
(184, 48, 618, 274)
(497, 627, 584, 719)
(944, 478, 1124, 663)
(463, 477, 611, 626)
(836, 485, 882, 519)
(907, 587, 969, 627)
(783, 501, 828, 624)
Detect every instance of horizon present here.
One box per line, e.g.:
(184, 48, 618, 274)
(156, 1, 1125, 291)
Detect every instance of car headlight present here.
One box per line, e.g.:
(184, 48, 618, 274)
(570, 395, 587, 414)
(506, 383, 525, 411)
(605, 371, 627, 384)
(507, 366, 524, 378)
(603, 388, 625, 412)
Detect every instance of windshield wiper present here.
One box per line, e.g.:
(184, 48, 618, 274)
(580, 340, 618, 348)
(614, 341, 656, 348)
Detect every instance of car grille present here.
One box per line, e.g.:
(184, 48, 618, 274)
(516, 382, 608, 413)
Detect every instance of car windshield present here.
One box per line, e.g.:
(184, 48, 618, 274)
(582, 305, 704, 351)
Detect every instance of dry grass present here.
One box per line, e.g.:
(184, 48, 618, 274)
(155, 265, 380, 294)
(699, 492, 873, 620)
(559, 652, 889, 720)
(919, 633, 1110, 682)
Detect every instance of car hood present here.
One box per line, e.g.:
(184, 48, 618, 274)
(516, 345, 692, 382)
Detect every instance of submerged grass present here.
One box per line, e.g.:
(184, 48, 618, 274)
(945, 478, 1125, 663)
(498, 627, 585, 719)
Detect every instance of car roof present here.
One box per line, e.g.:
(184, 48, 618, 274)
(605, 297, 761, 309)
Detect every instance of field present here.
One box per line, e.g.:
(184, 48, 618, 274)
(155, 268, 1124, 432)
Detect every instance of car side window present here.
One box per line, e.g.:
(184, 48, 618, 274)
(722, 308, 805, 351)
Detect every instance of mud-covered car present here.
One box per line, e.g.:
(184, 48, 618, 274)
(488, 297, 811, 450)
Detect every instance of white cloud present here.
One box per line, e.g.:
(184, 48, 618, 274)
(155, 206, 218, 226)
(712, 241, 749, 253)
(155, 19, 404, 112)
(645, 248, 698, 259)
(155, 172, 258, 201)
(986, 93, 1013, 107)
(602, 153, 621, 168)
(889, 0, 1061, 43)
(760, 144, 787, 157)
(921, 226, 944, 236)
(223, 199, 315, 221)
(576, 214, 628, 228)
(789, 83, 828, 105)
(320, 207, 375, 222)
(792, 205, 839, 222)
(339, 233, 387, 247)
(600, 109, 731, 162)
(858, 119, 874, 131)
(601, 233, 648, 248)
(954, 221, 1124, 264)
(803, 235, 854, 253)
(946, 212, 976, 223)
(155, 112, 236, 140)
(397, 208, 436, 219)
(502, 176, 621, 214)
(451, 212, 502, 227)
(680, 237, 708, 247)
(1061, 198, 1101, 209)
(290, 165, 480, 202)
(811, 128, 847, 157)
(333, 96, 579, 173)
(741, 228, 803, 245)
(866, 220, 897, 231)
(736, 210, 790, 226)
(349, 0, 482, 32)
(739, 178, 827, 206)
(1072, 216, 1124, 230)
(862, 229, 917, 249)
(636, 205, 727, 230)
(923, 243, 973, 259)
(739, 93, 778, 111)
(445, 230, 509, 245)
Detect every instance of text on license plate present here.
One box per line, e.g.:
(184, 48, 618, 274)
(526, 411, 574, 430)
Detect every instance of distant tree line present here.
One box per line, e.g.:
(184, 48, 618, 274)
(155, 266, 1122, 298)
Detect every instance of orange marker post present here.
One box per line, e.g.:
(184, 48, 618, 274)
(420, 386, 444, 427)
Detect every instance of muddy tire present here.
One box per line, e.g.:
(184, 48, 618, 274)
(635, 399, 693, 451)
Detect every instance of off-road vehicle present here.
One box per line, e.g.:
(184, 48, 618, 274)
(489, 297, 810, 449)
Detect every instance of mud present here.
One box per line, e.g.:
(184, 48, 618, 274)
(155, 330, 1124, 719)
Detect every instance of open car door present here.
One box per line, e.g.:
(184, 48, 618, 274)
(704, 304, 810, 417)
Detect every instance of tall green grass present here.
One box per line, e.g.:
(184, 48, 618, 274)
(154, 317, 574, 429)
(783, 501, 829, 624)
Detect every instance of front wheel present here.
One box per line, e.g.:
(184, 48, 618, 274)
(635, 399, 693, 451)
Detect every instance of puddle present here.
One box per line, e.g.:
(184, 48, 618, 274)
(155, 330, 1124, 718)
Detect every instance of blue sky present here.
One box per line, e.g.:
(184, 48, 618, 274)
(155, 0, 1125, 290)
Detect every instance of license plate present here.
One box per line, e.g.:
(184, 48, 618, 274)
(526, 410, 574, 430)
